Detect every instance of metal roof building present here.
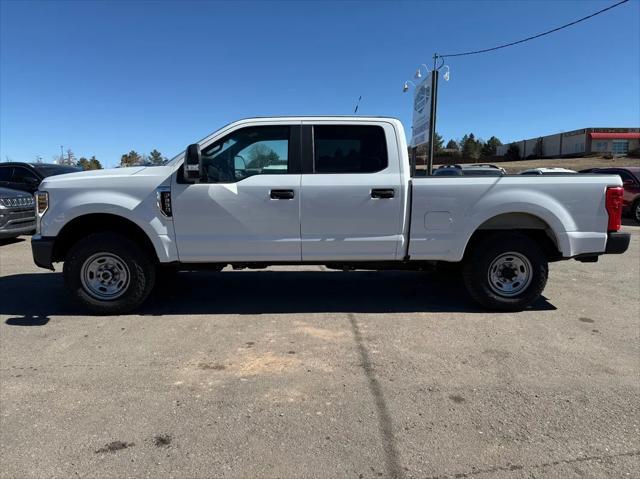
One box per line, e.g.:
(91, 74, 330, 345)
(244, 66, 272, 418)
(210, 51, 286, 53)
(496, 127, 640, 158)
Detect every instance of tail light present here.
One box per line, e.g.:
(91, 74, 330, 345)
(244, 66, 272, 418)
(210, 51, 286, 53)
(605, 186, 623, 232)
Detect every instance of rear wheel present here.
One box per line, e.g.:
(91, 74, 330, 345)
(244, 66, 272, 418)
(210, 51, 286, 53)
(63, 232, 156, 314)
(633, 199, 640, 224)
(463, 233, 548, 311)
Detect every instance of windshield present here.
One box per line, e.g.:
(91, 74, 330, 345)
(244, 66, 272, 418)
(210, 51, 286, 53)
(33, 165, 82, 178)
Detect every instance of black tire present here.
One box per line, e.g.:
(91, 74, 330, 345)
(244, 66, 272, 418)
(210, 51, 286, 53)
(63, 232, 156, 315)
(633, 199, 640, 224)
(462, 233, 548, 311)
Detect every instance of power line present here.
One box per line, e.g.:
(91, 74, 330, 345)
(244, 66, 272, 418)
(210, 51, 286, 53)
(439, 0, 630, 58)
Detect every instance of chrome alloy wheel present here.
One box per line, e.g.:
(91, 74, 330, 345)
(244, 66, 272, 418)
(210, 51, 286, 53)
(487, 252, 532, 297)
(80, 253, 130, 300)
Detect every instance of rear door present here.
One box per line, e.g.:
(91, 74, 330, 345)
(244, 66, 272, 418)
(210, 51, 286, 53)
(299, 122, 404, 261)
(172, 123, 302, 262)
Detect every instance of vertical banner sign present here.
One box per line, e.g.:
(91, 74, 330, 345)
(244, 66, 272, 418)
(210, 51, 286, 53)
(411, 76, 431, 147)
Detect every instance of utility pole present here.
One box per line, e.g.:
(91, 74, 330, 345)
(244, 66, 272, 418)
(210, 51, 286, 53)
(426, 53, 439, 176)
(60, 145, 64, 165)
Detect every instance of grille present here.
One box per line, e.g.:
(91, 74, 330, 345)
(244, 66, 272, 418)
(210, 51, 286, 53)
(0, 196, 35, 208)
(8, 210, 35, 221)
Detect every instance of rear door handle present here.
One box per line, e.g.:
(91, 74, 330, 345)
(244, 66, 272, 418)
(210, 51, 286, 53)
(371, 188, 395, 199)
(270, 189, 295, 200)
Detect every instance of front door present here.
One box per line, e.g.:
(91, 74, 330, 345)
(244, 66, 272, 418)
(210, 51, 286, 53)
(172, 124, 302, 262)
(300, 122, 404, 261)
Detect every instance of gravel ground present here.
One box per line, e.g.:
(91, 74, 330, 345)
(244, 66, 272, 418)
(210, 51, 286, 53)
(1, 224, 638, 479)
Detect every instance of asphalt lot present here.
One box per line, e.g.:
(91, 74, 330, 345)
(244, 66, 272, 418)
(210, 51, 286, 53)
(1, 225, 639, 478)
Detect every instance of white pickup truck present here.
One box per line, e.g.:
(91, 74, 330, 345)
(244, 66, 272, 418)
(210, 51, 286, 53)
(31, 117, 630, 314)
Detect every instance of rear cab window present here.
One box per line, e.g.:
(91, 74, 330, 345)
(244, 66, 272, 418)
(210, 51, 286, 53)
(312, 125, 388, 174)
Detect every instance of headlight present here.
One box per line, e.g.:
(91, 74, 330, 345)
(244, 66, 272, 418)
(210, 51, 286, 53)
(36, 191, 49, 215)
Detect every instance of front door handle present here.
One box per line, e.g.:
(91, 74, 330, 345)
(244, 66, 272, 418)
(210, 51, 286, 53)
(371, 188, 395, 199)
(270, 189, 295, 200)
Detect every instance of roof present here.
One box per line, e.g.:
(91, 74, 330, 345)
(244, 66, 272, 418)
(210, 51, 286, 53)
(590, 132, 640, 140)
(1, 162, 62, 167)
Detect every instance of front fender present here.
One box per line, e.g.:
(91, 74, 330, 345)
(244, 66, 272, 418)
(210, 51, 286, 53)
(41, 190, 178, 263)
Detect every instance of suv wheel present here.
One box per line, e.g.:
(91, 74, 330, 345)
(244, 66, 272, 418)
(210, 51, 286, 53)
(63, 232, 156, 314)
(463, 233, 548, 311)
(634, 199, 640, 224)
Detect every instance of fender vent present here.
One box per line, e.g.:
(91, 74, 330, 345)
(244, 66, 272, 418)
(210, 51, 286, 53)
(156, 187, 172, 217)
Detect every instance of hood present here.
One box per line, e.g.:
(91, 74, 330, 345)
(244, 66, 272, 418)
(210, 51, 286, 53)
(39, 165, 174, 189)
(0, 187, 35, 198)
(43, 166, 147, 182)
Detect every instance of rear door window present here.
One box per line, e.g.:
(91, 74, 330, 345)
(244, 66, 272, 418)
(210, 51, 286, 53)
(0, 166, 12, 182)
(313, 125, 388, 174)
(12, 167, 38, 183)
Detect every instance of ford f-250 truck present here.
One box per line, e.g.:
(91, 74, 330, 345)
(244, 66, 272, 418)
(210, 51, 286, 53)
(31, 117, 630, 314)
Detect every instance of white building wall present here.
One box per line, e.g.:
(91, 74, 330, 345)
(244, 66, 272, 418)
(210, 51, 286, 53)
(592, 140, 611, 153)
(560, 130, 587, 155)
(496, 144, 508, 156)
(495, 128, 637, 157)
(543, 133, 562, 157)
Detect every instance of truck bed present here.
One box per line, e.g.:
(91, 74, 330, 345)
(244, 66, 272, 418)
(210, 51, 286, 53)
(407, 174, 622, 261)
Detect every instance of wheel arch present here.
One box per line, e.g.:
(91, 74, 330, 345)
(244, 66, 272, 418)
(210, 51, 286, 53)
(463, 212, 563, 261)
(52, 213, 160, 263)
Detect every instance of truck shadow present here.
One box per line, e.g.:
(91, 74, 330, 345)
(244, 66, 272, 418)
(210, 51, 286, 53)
(0, 269, 556, 322)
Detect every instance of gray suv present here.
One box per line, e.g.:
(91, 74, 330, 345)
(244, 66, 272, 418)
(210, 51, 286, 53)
(0, 187, 36, 240)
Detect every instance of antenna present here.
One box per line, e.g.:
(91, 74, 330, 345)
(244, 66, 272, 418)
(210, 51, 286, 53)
(353, 96, 362, 114)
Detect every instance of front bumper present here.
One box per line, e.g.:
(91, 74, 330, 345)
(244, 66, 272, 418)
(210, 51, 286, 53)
(31, 235, 55, 270)
(0, 207, 36, 239)
(0, 223, 36, 239)
(605, 231, 630, 254)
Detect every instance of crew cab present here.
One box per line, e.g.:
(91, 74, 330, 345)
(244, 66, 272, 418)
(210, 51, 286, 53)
(31, 117, 630, 314)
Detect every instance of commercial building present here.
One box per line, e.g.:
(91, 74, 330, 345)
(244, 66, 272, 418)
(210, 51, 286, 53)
(496, 127, 640, 158)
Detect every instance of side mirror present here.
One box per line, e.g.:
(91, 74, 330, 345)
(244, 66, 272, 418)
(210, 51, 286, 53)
(183, 143, 202, 182)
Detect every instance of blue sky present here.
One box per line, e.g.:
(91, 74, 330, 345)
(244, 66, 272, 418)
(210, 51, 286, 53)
(1, 0, 639, 167)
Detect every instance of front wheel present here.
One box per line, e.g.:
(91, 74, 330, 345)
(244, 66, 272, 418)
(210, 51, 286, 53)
(63, 232, 156, 315)
(462, 233, 548, 311)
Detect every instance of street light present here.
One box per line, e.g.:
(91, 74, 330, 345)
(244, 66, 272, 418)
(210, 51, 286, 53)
(402, 80, 416, 93)
(441, 65, 451, 82)
(414, 64, 430, 79)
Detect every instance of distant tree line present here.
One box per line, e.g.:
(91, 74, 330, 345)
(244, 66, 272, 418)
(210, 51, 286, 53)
(40, 147, 169, 169)
(120, 149, 167, 167)
(53, 149, 103, 170)
(411, 132, 504, 163)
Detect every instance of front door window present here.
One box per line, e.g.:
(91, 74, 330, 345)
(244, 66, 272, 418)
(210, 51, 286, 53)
(200, 126, 290, 183)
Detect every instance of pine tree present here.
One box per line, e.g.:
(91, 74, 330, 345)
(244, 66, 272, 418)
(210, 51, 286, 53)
(149, 149, 165, 165)
(120, 151, 142, 167)
(88, 156, 103, 169)
(461, 133, 481, 160)
(481, 136, 502, 158)
(77, 157, 90, 170)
